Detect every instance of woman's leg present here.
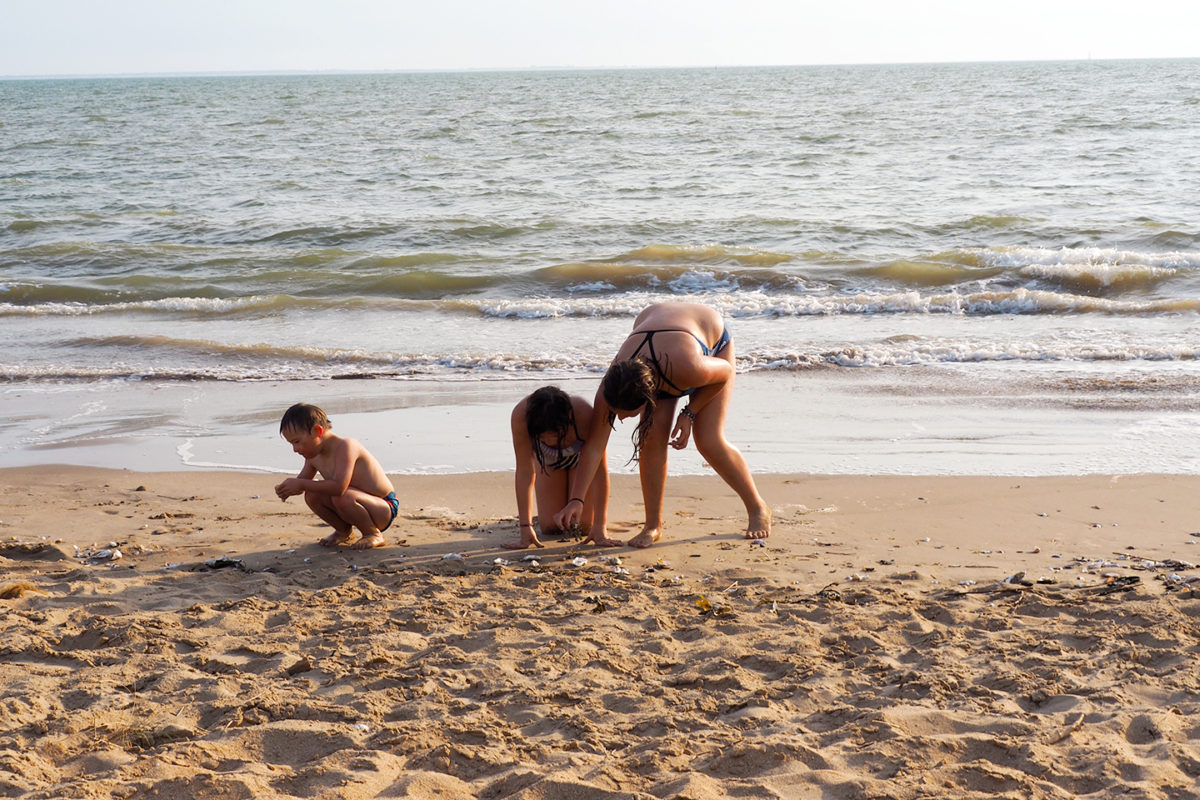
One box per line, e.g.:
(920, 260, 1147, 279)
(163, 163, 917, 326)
(690, 339, 771, 538)
(628, 395, 678, 547)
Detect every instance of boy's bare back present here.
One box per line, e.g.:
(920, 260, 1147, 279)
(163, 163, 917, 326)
(308, 434, 394, 499)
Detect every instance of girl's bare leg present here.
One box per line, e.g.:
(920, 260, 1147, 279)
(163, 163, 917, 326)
(690, 340, 771, 538)
(628, 395, 677, 547)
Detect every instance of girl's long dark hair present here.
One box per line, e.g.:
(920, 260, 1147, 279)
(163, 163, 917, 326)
(601, 358, 659, 463)
(525, 386, 576, 470)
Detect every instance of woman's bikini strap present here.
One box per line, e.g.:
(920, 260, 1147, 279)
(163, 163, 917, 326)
(628, 330, 691, 397)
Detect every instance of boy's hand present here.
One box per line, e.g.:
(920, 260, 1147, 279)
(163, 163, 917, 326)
(275, 479, 302, 501)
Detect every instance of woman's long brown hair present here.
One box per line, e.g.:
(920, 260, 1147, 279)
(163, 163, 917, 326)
(601, 358, 660, 463)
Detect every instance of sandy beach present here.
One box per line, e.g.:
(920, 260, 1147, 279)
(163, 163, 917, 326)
(7, 59, 1200, 800)
(3, 466, 1199, 799)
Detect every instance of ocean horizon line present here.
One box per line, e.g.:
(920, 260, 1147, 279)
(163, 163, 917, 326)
(3, 55, 1196, 82)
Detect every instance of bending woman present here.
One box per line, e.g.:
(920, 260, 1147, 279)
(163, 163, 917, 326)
(506, 385, 619, 549)
(554, 302, 770, 548)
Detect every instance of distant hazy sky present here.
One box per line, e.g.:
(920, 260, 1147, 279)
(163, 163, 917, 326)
(2, 0, 1197, 77)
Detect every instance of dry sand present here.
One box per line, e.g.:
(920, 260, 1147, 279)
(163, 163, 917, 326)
(2, 466, 1199, 799)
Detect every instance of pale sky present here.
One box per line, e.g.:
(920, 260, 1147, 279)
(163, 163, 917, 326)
(2, 0, 1197, 77)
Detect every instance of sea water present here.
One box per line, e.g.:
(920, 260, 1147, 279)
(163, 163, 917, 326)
(2, 61, 1199, 473)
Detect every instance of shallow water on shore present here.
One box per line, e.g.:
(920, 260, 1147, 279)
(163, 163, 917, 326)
(4, 371, 1198, 476)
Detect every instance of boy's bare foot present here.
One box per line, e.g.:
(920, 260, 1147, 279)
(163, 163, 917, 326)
(350, 532, 386, 550)
(626, 527, 662, 548)
(319, 529, 354, 547)
(745, 506, 771, 540)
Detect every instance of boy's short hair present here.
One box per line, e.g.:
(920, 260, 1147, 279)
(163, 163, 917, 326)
(280, 403, 330, 434)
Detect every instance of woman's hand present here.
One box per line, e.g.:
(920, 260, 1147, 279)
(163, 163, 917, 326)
(669, 410, 693, 450)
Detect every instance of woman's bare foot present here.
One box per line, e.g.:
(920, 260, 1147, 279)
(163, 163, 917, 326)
(350, 532, 386, 550)
(502, 534, 544, 550)
(584, 529, 623, 547)
(626, 527, 662, 548)
(319, 528, 354, 547)
(745, 506, 771, 540)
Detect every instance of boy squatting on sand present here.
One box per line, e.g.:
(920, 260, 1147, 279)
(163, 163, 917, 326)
(274, 403, 398, 550)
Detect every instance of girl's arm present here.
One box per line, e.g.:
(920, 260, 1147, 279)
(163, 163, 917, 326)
(510, 405, 537, 531)
(504, 402, 543, 548)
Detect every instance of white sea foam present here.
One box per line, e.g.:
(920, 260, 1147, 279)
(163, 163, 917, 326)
(467, 288, 1200, 320)
(0, 296, 290, 317)
(176, 440, 286, 473)
(985, 246, 1200, 270)
(665, 270, 739, 294)
(1019, 262, 1178, 287)
(746, 337, 1200, 369)
(10, 285, 1196, 322)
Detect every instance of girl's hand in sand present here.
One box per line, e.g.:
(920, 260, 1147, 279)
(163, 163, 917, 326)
(553, 498, 584, 531)
(502, 524, 544, 550)
(669, 413, 693, 450)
